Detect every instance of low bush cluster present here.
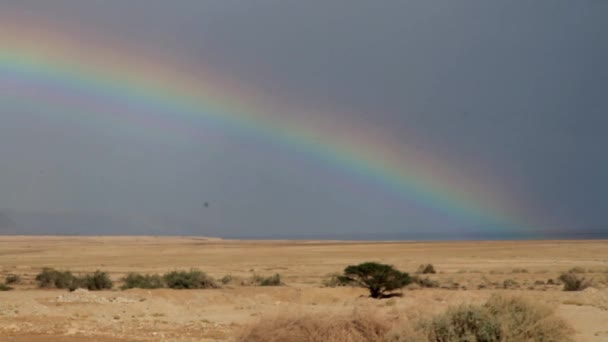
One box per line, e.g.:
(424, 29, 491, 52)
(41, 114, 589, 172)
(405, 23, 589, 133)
(121, 273, 165, 289)
(35, 268, 113, 290)
(163, 269, 218, 289)
(35, 268, 78, 289)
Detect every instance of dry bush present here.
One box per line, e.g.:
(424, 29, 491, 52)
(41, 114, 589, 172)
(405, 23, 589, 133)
(5, 274, 21, 284)
(568, 266, 586, 274)
(0, 284, 13, 291)
(485, 294, 574, 341)
(242, 273, 284, 286)
(425, 304, 502, 342)
(260, 273, 282, 286)
(412, 276, 440, 288)
(406, 294, 574, 342)
(417, 264, 437, 274)
(322, 273, 353, 287)
(236, 309, 392, 342)
(559, 272, 591, 291)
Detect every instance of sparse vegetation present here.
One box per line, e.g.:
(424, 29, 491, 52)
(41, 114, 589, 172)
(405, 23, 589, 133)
(502, 279, 519, 289)
(511, 268, 528, 274)
(79, 271, 113, 290)
(121, 273, 164, 289)
(417, 264, 437, 274)
(426, 304, 502, 341)
(0, 284, 13, 291)
(322, 273, 353, 287)
(34, 268, 112, 290)
(220, 275, 234, 285)
(236, 309, 391, 342)
(163, 269, 218, 289)
(418, 294, 574, 342)
(559, 272, 591, 291)
(568, 266, 586, 274)
(237, 294, 573, 342)
(35, 268, 78, 289)
(412, 276, 439, 288)
(5, 274, 20, 284)
(243, 273, 284, 287)
(341, 262, 411, 298)
(260, 273, 282, 286)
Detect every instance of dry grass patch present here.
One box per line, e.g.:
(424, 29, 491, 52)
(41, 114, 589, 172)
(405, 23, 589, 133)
(236, 309, 392, 342)
(410, 294, 574, 342)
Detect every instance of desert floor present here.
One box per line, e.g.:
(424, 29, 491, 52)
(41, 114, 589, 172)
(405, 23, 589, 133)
(1, 236, 607, 341)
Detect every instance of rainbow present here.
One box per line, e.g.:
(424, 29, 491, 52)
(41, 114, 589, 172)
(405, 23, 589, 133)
(0, 17, 535, 233)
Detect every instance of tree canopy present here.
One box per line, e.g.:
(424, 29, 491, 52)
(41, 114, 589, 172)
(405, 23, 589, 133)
(342, 262, 411, 298)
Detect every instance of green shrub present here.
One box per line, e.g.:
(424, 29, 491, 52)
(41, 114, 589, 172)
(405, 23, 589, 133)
(77, 271, 113, 290)
(5, 274, 20, 284)
(342, 262, 411, 298)
(35, 268, 78, 289)
(163, 269, 218, 289)
(0, 284, 13, 291)
(558, 272, 590, 291)
(260, 273, 282, 286)
(417, 264, 437, 274)
(121, 273, 164, 289)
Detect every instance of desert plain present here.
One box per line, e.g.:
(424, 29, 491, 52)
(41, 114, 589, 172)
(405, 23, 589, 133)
(0, 236, 607, 341)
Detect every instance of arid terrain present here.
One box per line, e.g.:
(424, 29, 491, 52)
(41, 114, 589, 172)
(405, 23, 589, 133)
(1, 236, 607, 341)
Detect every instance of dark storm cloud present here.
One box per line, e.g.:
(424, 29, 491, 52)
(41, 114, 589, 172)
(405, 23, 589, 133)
(0, 1, 606, 237)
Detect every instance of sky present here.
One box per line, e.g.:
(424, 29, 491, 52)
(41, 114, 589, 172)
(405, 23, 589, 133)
(0, 1, 607, 238)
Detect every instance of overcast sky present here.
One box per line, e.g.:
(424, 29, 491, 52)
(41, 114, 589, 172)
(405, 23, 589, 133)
(1, 1, 607, 238)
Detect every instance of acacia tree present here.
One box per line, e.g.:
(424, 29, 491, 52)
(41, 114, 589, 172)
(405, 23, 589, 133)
(341, 262, 411, 298)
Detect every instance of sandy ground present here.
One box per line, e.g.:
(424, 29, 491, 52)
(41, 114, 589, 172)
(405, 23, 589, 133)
(1, 236, 607, 341)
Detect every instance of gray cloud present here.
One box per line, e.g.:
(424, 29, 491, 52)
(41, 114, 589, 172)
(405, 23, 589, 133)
(0, 1, 607, 238)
